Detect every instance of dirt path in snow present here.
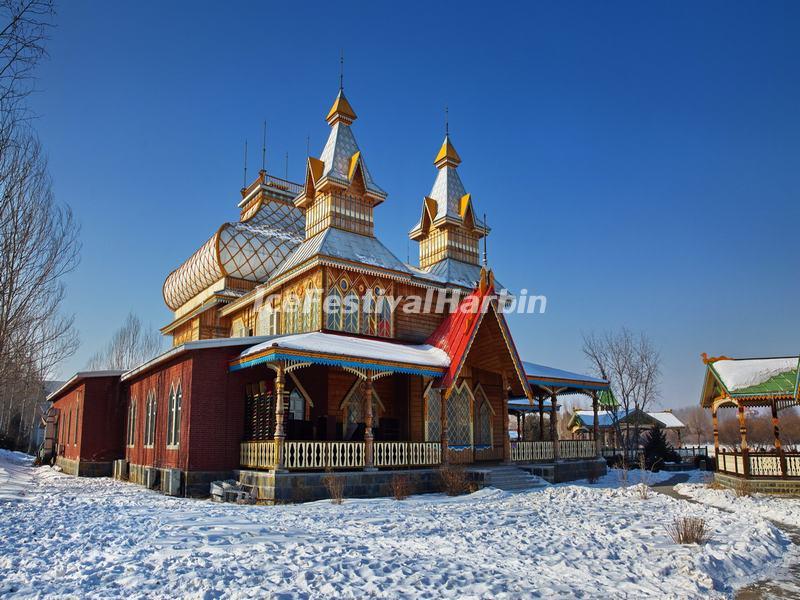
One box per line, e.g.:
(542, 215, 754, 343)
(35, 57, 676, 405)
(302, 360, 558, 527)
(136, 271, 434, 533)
(654, 473, 800, 599)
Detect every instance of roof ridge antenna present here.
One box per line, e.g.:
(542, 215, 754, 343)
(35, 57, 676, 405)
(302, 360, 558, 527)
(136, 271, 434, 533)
(284, 151, 289, 180)
(242, 139, 248, 190)
(339, 48, 344, 91)
(445, 105, 449, 136)
(261, 120, 267, 173)
(483, 212, 488, 266)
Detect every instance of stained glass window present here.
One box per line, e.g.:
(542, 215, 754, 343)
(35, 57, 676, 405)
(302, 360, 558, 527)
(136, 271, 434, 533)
(326, 286, 342, 330)
(343, 290, 359, 333)
(343, 381, 381, 439)
(360, 291, 376, 336)
(425, 386, 441, 442)
(377, 294, 392, 338)
(447, 383, 472, 446)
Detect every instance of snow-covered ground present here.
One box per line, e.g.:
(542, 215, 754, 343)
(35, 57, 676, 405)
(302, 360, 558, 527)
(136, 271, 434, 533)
(0, 450, 796, 599)
(676, 482, 800, 530)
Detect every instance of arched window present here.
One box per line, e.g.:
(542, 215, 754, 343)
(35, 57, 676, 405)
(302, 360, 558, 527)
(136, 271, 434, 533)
(326, 285, 343, 330)
(302, 290, 319, 333)
(167, 382, 182, 448)
(144, 391, 157, 447)
(126, 398, 137, 447)
(474, 384, 494, 447)
(476, 401, 492, 446)
(424, 384, 441, 442)
(288, 388, 305, 421)
(447, 381, 473, 446)
(343, 290, 359, 333)
(360, 291, 376, 336)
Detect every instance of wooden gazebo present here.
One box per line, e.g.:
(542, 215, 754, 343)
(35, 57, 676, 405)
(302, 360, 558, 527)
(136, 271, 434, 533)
(701, 353, 800, 491)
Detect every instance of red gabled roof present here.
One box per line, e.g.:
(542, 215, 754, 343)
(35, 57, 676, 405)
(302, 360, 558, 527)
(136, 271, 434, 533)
(426, 268, 531, 399)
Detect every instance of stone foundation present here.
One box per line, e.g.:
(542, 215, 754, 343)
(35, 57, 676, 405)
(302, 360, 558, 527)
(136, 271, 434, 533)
(236, 468, 454, 504)
(521, 458, 607, 483)
(714, 471, 800, 495)
(55, 455, 113, 477)
(119, 462, 233, 497)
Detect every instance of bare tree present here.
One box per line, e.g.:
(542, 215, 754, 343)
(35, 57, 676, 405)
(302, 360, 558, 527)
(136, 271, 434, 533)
(674, 406, 712, 445)
(582, 328, 661, 455)
(86, 313, 164, 371)
(0, 1, 80, 450)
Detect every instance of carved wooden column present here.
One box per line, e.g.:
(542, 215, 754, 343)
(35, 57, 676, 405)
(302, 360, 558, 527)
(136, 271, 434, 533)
(772, 400, 787, 477)
(364, 375, 375, 470)
(591, 391, 601, 458)
(516, 413, 522, 441)
(502, 374, 511, 463)
(274, 364, 286, 471)
(550, 392, 560, 461)
(440, 389, 449, 465)
(737, 403, 750, 477)
(538, 397, 545, 441)
(712, 407, 719, 457)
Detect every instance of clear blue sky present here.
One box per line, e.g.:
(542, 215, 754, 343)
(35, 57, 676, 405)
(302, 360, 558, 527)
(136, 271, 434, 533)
(32, 1, 800, 408)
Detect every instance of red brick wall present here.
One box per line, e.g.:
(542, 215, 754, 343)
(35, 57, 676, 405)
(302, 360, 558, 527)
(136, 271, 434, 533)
(125, 354, 194, 470)
(50, 376, 123, 463)
(124, 345, 253, 474)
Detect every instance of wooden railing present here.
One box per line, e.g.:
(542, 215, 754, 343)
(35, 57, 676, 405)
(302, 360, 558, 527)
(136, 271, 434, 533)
(717, 448, 800, 478)
(560, 440, 596, 459)
(374, 442, 441, 468)
(676, 446, 709, 459)
(284, 441, 365, 470)
(240, 440, 277, 469)
(511, 441, 554, 462)
(474, 445, 504, 462)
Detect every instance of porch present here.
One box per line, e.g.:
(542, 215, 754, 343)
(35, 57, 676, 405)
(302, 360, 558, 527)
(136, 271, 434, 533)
(240, 438, 598, 471)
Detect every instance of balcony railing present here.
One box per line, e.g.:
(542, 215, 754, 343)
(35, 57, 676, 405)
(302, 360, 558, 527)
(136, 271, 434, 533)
(374, 442, 441, 467)
(240, 440, 277, 469)
(718, 448, 800, 478)
(285, 441, 365, 470)
(560, 440, 596, 459)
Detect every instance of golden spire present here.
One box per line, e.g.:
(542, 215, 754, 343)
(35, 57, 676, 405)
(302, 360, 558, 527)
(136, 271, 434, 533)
(326, 89, 357, 126)
(434, 135, 461, 168)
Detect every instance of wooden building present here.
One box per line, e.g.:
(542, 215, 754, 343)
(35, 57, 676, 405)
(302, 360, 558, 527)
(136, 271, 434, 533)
(700, 354, 800, 493)
(47, 88, 611, 499)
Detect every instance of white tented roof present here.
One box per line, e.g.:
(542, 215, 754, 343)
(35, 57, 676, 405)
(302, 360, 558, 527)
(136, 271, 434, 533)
(238, 332, 450, 369)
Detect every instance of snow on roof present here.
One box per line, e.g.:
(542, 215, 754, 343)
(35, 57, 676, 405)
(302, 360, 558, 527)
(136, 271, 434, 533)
(47, 371, 127, 401)
(522, 361, 607, 385)
(648, 411, 685, 428)
(318, 121, 385, 196)
(712, 357, 799, 395)
(572, 409, 685, 429)
(508, 397, 559, 411)
(270, 227, 411, 282)
(238, 332, 450, 369)
(423, 258, 505, 290)
(120, 336, 278, 382)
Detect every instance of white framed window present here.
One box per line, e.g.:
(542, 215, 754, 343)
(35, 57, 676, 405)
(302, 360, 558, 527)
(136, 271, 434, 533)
(256, 304, 278, 336)
(167, 382, 182, 448)
(231, 318, 247, 338)
(144, 390, 157, 447)
(288, 389, 305, 421)
(126, 398, 137, 447)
